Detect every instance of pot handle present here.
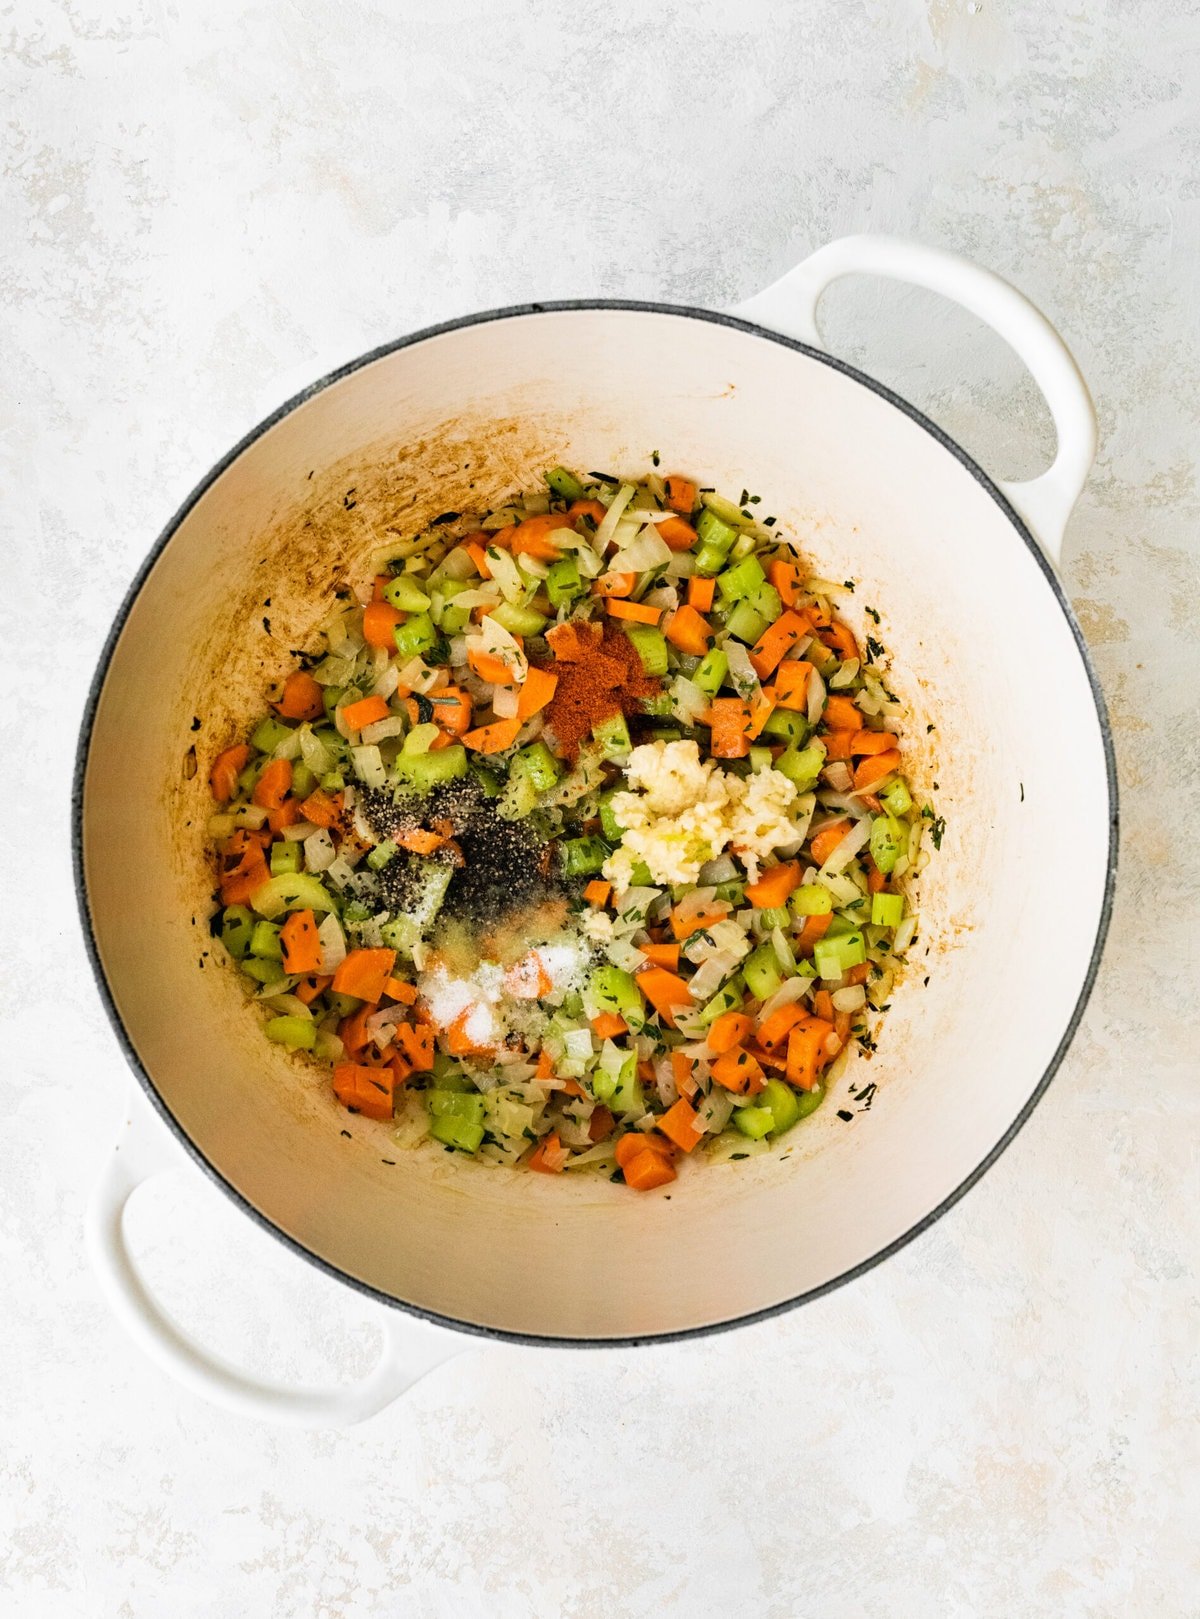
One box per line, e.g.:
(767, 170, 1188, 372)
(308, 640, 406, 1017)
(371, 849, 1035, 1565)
(85, 1096, 464, 1427)
(733, 235, 1097, 566)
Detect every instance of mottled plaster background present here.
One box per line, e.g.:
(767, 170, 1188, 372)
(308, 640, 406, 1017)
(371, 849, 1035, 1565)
(2, 1, 1197, 1615)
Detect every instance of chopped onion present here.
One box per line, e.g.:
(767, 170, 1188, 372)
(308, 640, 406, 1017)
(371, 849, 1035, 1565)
(484, 546, 527, 603)
(893, 914, 918, 955)
(832, 985, 867, 1012)
(454, 587, 501, 610)
(643, 584, 679, 612)
(594, 482, 636, 550)
(757, 974, 812, 1024)
(491, 684, 521, 719)
(725, 640, 760, 696)
(818, 815, 872, 875)
(687, 951, 740, 1002)
(817, 789, 875, 822)
(372, 662, 401, 701)
(304, 828, 336, 872)
(665, 550, 697, 578)
(316, 912, 346, 973)
(360, 715, 405, 746)
(478, 615, 528, 681)
(807, 666, 827, 726)
(607, 528, 671, 575)
(698, 854, 738, 885)
(672, 887, 722, 927)
(670, 675, 710, 724)
(829, 658, 860, 689)
(324, 856, 356, 891)
(435, 546, 477, 581)
(350, 744, 387, 787)
(822, 761, 853, 792)
(299, 726, 335, 777)
(563, 1027, 594, 1060)
(696, 1087, 735, 1135)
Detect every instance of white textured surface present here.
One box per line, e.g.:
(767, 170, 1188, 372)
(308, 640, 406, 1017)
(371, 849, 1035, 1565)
(3, 2, 1197, 1614)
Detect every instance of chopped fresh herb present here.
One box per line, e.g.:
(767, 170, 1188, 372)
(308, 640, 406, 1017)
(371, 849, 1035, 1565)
(865, 605, 880, 624)
(431, 510, 460, 525)
(842, 580, 855, 592)
(739, 489, 749, 506)
(837, 1109, 854, 1122)
(764, 516, 776, 527)
(651, 450, 660, 466)
(866, 636, 885, 663)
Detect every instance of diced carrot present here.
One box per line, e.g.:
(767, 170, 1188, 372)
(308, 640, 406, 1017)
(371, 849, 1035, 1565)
(528, 1131, 565, 1173)
(341, 693, 390, 732)
(624, 1149, 678, 1190)
(663, 475, 697, 514)
(822, 731, 855, 761)
(810, 819, 852, 865)
(516, 665, 557, 720)
(850, 729, 900, 756)
(773, 660, 812, 711)
(671, 1050, 699, 1101)
(588, 1104, 614, 1141)
(615, 1132, 673, 1170)
(821, 619, 859, 662)
(338, 1005, 373, 1054)
(545, 622, 594, 661)
(464, 540, 492, 578)
(299, 788, 343, 828)
(395, 828, 445, 854)
(534, 1048, 555, 1081)
(444, 1009, 496, 1058)
(294, 973, 332, 1005)
(467, 645, 517, 685)
(657, 1097, 704, 1153)
(845, 962, 870, 986)
(252, 758, 292, 810)
(785, 1016, 836, 1091)
(812, 989, 835, 1023)
(607, 598, 661, 625)
(274, 671, 324, 721)
(665, 604, 713, 655)
(866, 860, 887, 895)
(687, 574, 715, 611)
(706, 697, 752, 758)
(746, 689, 775, 740)
(796, 911, 834, 957)
(463, 716, 523, 753)
(767, 558, 803, 606)
(670, 902, 728, 941)
(707, 1010, 754, 1055)
(331, 947, 397, 1004)
(853, 749, 902, 790)
(583, 879, 612, 907)
(710, 1046, 766, 1095)
(744, 861, 802, 908)
(395, 1022, 435, 1072)
(372, 574, 390, 602)
(332, 1062, 394, 1121)
(635, 966, 693, 1025)
(590, 1011, 629, 1040)
(567, 499, 609, 526)
(210, 744, 250, 804)
(422, 687, 472, 736)
(749, 610, 810, 679)
(657, 516, 696, 551)
(267, 797, 300, 834)
(757, 1001, 806, 1051)
(280, 909, 321, 974)
(384, 976, 418, 1004)
(591, 572, 637, 599)
(508, 513, 571, 561)
(638, 941, 679, 970)
(822, 695, 862, 730)
(560, 1076, 587, 1099)
(219, 848, 269, 905)
(363, 600, 405, 650)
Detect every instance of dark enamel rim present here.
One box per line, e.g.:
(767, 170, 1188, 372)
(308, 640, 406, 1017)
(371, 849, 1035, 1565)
(73, 299, 1119, 1349)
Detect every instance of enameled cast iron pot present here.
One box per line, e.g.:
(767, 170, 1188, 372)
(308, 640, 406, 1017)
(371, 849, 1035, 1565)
(76, 237, 1117, 1424)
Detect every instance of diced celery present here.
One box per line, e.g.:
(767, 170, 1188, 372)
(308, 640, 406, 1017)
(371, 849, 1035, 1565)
(250, 716, 292, 755)
(694, 648, 729, 696)
(759, 906, 791, 930)
(775, 744, 825, 789)
(403, 723, 440, 755)
(392, 613, 437, 656)
(871, 891, 905, 929)
(562, 836, 609, 877)
(746, 582, 782, 623)
(698, 979, 744, 1026)
(270, 841, 302, 877)
(394, 744, 468, 790)
(716, 555, 766, 604)
(491, 600, 548, 637)
(593, 712, 631, 761)
(640, 693, 675, 717)
(814, 931, 866, 980)
(749, 745, 772, 772)
(322, 686, 343, 721)
(732, 1105, 774, 1139)
(714, 880, 745, 906)
(869, 813, 906, 875)
(791, 884, 833, 917)
(366, 840, 399, 871)
(545, 466, 586, 501)
(588, 966, 643, 1023)
(725, 601, 769, 644)
(729, 531, 759, 561)
(436, 600, 471, 633)
(220, 905, 255, 959)
(249, 919, 283, 959)
(695, 507, 738, 556)
(327, 991, 363, 1018)
(427, 1091, 486, 1122)
(599, 790, 625, 843)
(470, 762, 503, 798)
(880, 776, 913, 816)
(497, 768, 539, 821)
(290, 759, 316, 800)
(759, 1077, 801, 1135)
(761, 708, 807, 744)
(241, 957, 285, 985)
(383, 575, 432, 612)
(545, 557, 583, 607)
(265, 1015, 315, 1050)
(743, 943, 784, 1001)
(428, 1112, 485, 1153)
(251, 873, 338, 919)
(795, 1081, 826, 1120)
(622, 623, 669, 676)
(512, 740, 562, 792)
(629, 859, 653, 887)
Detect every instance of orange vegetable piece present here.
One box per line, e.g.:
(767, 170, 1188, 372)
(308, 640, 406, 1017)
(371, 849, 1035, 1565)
(588, 1104, 615, 1141)
(463, 716, 523, 753)
(299, 788, 343, 828)
(638, 941, 680, 970)
(267, 797, 300, 834)
(210, 744, 250, 804)
(810, 819, 852, 866)
(567, 499, 608, 525)
(583, 879, 612, 907)
(293, 973, 332, 1005)
(614, 1131, 673, 1170)
(757, 1001, 806, 1051)
(710, 1046, 766, 1095)
(749, 610, 810, 679)
(623, 1150, 678, 1190)
(665, 604, 713, 655)
(706, 697, 752, 758)
(331, 947, 396, 1005)
(545, 621, 594, 661)
(219, 847, 269, 905)
(467, 645, 517, 685)
(516, 666, 558, 720)
(338, 1005, 373, 1054)
(280, 909, 321, 974)
(274, 671, 324, 721)
(657, 516, 697, 551)
(796, 911, 834, 958)
(671, 1050, 698, 1101)
(767, 558, 803, 606)
(363, 600, 405, 650)
(371, 574, 390, 602)
(528, 1131, 565, 1173)
(773, 660, 812, 711)
(590, 1011, 629, 1040)
(332, 1062, 394, 1121)
(384, 976, 418, 1004)
(670, 902, 728, 941)
(657, 1097, 704, 1153)
(746, 690, 776, 740)
(821, 619, 859, 661)
(252, 758, 292, 810)
(850, 729, 900, 756)
(430, 687, 472, 735)
(395, 828, 445, 854)
(591, 572, 637, 599)
(853, 749, 902, 790)
(635, 966, 693, 1025)
(464, 539, 492, 578)
(507, 513, 571, 561)
(663, 475, 697, 515)
(341, 693, 390, 732)
(687, 574, 715, 611)
(707, 1010, 754, 1055)
(606, 598, 662, 625)
(395, 1022, 435, 1072)
(822, 731, 855, 761)
(744, 860, 802, 909)
(535, 1048, 554, 1081)
(822, 695, 862, 730)
(785, 1016, 836, 1091)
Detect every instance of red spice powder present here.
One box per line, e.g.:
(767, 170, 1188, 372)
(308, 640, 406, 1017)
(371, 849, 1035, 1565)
(540, 620, 662, 758)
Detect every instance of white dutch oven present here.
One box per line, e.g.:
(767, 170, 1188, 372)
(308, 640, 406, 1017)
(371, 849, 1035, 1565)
(76, 237, 1116, 1425)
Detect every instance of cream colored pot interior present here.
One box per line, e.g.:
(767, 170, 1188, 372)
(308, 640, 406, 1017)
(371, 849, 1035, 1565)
(81, 309, 1110, 1339)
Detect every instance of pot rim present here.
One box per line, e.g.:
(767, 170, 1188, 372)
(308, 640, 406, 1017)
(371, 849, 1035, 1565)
(72, 298, 1119, 1348)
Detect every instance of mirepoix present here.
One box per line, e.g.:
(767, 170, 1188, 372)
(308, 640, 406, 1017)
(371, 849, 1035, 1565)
(205, 465, 935, 1190)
